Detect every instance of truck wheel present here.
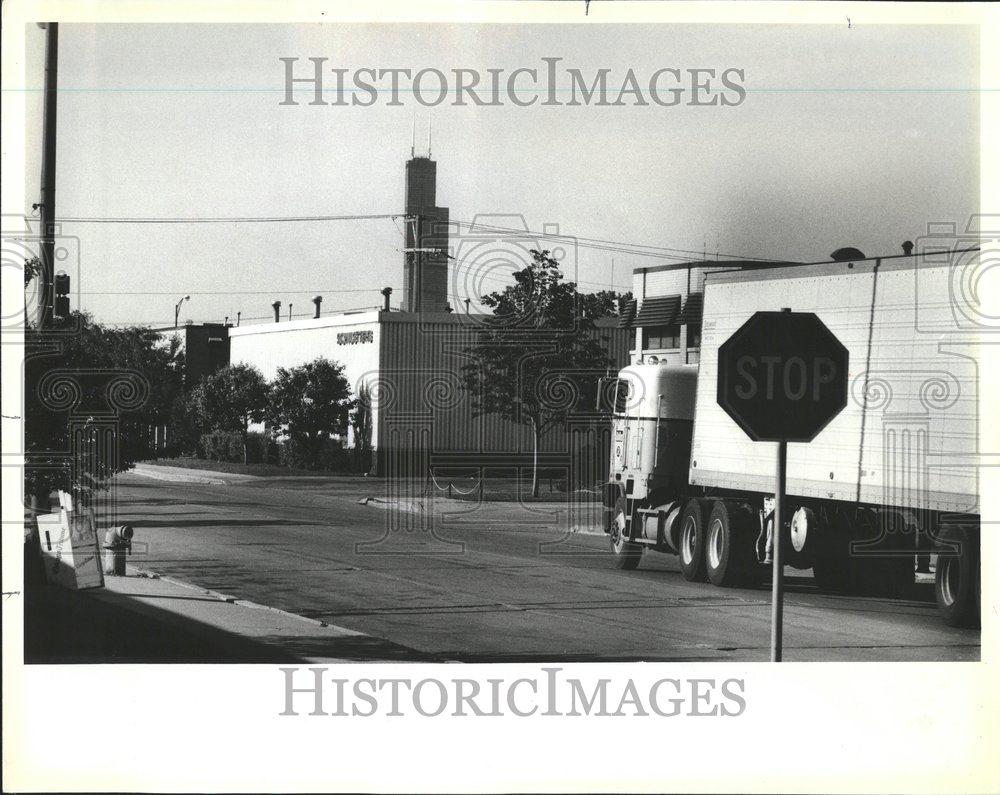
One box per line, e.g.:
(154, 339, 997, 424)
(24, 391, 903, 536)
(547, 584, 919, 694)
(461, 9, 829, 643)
(610, 497, 643, 570)
(788, 506, 822, 570)
(678, 499, 708, 582)
(705, 500, 755, 587)
(935, 527, 980, 628)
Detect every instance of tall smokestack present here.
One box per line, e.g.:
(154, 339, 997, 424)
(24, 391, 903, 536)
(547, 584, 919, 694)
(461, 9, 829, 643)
(381, 287, 392, 311)
(313, 295, 322, 318)
(288, 303, 293, 321)
(403, 152, 449, 313)
(272, 300, 281, 323)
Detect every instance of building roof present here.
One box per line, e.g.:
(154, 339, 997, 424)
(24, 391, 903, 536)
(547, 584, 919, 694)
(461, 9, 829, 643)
(633, 295, 681, 327)
(677, 292, 704, 325)
(617, 298, 637, 328)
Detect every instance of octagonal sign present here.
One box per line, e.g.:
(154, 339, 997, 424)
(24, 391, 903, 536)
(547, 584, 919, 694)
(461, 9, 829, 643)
(717, 311, 849, 442)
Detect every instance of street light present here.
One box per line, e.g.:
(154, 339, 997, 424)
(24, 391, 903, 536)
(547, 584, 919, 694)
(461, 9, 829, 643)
(174, 295, 190, 328)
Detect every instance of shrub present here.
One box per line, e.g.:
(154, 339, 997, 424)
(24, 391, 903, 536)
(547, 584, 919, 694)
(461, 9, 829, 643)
(244, 431, 277, 465)
(199, 430, 245, 463)
(278, 437, 352, 471)
(190, 364, 268, 464)
(166, 395, 201, 456)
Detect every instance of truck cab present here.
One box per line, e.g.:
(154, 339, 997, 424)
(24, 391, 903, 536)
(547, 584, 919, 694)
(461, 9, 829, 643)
(604, 364, 698, 561)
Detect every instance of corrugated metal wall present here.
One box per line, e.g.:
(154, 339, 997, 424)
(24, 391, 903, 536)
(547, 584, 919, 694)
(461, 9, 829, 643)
(376, 313, 631, 478)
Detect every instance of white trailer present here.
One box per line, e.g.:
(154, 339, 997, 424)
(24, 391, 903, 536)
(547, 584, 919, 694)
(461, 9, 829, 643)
(603, 252, 980, 626)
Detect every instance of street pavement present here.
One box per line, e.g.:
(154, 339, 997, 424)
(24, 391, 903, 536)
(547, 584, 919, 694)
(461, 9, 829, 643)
(109, 466, 980, 662)
(25, 569, 432, 664)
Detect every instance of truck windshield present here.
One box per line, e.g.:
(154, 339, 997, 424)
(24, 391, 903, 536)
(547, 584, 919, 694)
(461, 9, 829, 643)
(614, 379, 630, 414)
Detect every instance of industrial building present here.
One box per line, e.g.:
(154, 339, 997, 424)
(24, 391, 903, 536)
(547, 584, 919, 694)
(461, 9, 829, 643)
(170, 321, 231, 388)
(172, 150, 632, 478)
(228, 308, 629, 477)
(162, 148, 807, 480)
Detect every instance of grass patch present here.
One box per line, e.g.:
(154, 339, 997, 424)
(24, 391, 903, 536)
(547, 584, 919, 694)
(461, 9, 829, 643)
(140, 457, 368, 479)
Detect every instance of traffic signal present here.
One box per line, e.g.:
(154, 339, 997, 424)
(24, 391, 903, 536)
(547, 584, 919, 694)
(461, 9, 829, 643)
(54, 271, 70, 319)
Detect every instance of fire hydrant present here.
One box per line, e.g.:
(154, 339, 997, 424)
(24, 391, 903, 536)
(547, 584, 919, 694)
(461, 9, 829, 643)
(102, 525, 134, 576)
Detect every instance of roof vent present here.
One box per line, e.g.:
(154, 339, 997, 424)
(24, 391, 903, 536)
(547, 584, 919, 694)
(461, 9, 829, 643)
(831, 247, 865, 262)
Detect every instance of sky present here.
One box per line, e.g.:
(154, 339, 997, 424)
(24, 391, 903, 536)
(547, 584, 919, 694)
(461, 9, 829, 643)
(22, 22, 979, 327)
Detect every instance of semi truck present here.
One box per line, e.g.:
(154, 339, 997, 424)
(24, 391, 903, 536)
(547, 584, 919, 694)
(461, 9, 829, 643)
(602, 249, 981, 626)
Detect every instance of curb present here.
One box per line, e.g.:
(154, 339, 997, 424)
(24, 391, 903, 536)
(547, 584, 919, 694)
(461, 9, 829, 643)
(131, 568, 364, 635)
(359, 497, 607, 536)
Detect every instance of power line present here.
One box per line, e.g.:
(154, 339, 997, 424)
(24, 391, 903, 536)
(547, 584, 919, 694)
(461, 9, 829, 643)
(450, 218, 779, 262)
(52, 211, 774, 262)
(55, 213, 405, 224)
(77, 288, 382, 295)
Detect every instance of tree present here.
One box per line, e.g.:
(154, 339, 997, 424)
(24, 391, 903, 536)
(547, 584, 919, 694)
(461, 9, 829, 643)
(460, 249, 613, 496)
(24, 256, 42, 287)
(579, 289, 632, 321)
(267, 358, 354, 467)
(190, 364, 268, 464)
(351, 382, 374, 473)
(24, 311, 185, 503)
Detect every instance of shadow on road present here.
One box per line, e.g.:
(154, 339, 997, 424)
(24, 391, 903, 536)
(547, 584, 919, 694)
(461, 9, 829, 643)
(23, 562, 438, 664)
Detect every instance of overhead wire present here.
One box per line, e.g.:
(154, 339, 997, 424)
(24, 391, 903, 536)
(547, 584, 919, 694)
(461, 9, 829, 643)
(54, 210, 788, 307)
(55, 213, 406, 224)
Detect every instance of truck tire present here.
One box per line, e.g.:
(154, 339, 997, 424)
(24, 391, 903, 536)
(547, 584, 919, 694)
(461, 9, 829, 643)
(609, 496, 643, 570)
(705, 500, 756, 587)
(678, 499, 708, 582)
(788, 506, 822, 570)
(935, 526, 980, 628)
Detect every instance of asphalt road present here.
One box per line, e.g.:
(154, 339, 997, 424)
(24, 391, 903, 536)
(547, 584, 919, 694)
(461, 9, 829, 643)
(112, 469, 980, 662)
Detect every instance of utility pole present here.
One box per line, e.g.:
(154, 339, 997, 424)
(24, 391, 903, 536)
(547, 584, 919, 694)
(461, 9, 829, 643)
(174, 295, 190, 328)
(35, 23, 58, 328)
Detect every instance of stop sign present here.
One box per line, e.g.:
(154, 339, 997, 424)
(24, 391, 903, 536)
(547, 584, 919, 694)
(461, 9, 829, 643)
(717, 311, 849, 442)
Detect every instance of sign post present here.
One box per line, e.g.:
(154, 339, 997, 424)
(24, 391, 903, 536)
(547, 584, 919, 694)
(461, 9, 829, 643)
(772, 437, 786, 661)
(716, 307, 849, 662)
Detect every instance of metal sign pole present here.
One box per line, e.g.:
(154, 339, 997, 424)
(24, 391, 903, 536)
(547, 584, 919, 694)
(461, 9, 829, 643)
(769, 305, 792, 663)
(771, 438, 787, 662)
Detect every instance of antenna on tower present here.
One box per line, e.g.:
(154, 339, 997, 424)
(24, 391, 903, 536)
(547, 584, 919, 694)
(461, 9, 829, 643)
(411, 116, 416, 158)
(428, 121, 432, 158)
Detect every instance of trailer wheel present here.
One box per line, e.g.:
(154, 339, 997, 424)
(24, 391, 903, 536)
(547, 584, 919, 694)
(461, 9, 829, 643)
(705, 500, 756, 587)
(609, 496, 643, 570)
(678, 499, 708, 582)
(935, 526, 980, 628)
(788, 506, 822, 569)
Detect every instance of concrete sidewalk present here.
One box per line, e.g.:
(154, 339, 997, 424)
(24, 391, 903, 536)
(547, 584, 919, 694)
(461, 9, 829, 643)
(24, 566, 438, 664)
(131, 462, 261, 485)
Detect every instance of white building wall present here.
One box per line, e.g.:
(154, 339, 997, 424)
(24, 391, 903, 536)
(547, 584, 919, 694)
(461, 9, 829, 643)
(228, 311, 382, 447)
